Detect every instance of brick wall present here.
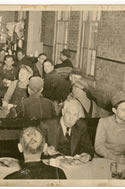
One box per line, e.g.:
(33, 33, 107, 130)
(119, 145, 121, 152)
(41, 11, 55, 45)
(41, 11, 55, 58)
(95, 11, 125, 106)
(97, 11, 125, 61)
(68, 11, 80, 51)
(67, 11, 80, 66)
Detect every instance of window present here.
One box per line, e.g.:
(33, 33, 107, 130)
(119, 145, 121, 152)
(78, 11, 101, 78)
(54, 11, 70, 64)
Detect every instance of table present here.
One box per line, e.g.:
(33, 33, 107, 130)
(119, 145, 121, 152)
(49, 157, 125, 179)
(0, 157, 125, 180)
(0, 157, 20, 179)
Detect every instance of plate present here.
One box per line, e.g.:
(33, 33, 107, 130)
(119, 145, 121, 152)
(57, 156, 82, 166)
(0, 157, 20, 168)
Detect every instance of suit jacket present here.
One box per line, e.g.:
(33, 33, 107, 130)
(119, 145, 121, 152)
(33, 62, 44, 78)
(55, 59, 73, 69)
(4, 161, 66, 179)
(39, 118, 94, 157)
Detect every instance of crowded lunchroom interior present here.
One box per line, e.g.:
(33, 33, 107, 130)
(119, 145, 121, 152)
(0, 10, 124, 180)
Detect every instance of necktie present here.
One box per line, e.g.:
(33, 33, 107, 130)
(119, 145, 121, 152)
(66, 127, 70, 141)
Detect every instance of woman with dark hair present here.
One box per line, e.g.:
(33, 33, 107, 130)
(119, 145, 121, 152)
(3, 64, 33, 108)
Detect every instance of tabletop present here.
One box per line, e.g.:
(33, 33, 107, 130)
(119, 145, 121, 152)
(49, 157, 125, 179)
(0, 157, 125, 180)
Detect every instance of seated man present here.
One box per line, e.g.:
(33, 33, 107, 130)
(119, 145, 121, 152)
(15, 76, 56, 119)
(39, 99, 94, 161)
(55, 49, 73, 69)
(95, 91, 125, 164)
(4, 127, 66, 179)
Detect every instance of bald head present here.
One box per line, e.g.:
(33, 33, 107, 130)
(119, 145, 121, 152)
(28, 76, 44, 94)
(19, 127, 45, 155)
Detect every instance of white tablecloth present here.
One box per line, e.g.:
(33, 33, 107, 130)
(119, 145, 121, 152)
(49, 157, 125, 179)
(0, 157, 125, 179)
(0, 157, 20, 179)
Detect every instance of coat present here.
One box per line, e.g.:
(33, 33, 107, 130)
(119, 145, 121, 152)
(39, 118, 94, 157)
(4, 161, 66, 179)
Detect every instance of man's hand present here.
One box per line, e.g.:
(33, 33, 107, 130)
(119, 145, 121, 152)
(43, 144, 58, 156)
(74, 153, 91, 163)
(2, 101, 8, 107)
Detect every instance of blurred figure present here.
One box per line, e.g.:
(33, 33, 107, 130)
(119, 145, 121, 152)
(68, 68, 110, 118)
(4, 127, 66, 179)
(67, 69, 99, 118)
(0, 55, 18, 97)
(16, 49, 34, 70)
(43, 59, 71, 102)
(69, 68, 82, 86)
(95, 91, 125, 164)
(0, 49, 6, 66)
(3, 64, 33, 108)
(33, 53, 47, 78)
(68, 78, 99, 118)
(55, 49, 73, 69)
(15, 76, 56, 120)
(0, 55, 18, 87)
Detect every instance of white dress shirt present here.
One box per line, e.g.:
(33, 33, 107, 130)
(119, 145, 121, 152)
(60, 117, 71, 136)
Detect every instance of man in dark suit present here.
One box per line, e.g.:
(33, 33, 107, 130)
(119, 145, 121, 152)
(40, 99, 94, 161)
(4, 127, 66, 179)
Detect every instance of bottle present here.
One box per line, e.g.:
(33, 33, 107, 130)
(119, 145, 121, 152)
(110, 162, 117, 178)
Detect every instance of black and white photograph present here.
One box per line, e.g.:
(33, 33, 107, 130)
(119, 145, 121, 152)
(0, 5, 124, 186)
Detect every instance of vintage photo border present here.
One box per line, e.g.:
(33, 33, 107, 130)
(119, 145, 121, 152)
(0, 4, 125, 186)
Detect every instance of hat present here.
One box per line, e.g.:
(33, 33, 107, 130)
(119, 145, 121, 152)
(20, 64, 33, 77)
(75, 78, 89, 90)
(60, 49, 71, 58)
(29, 76, 44, 92)
(111, 90, 125, 107)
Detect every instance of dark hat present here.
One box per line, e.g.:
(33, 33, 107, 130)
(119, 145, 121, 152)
(29, 76, 44, 92)
(111, 90, 125, 107)
(60, 49, 71, 58)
